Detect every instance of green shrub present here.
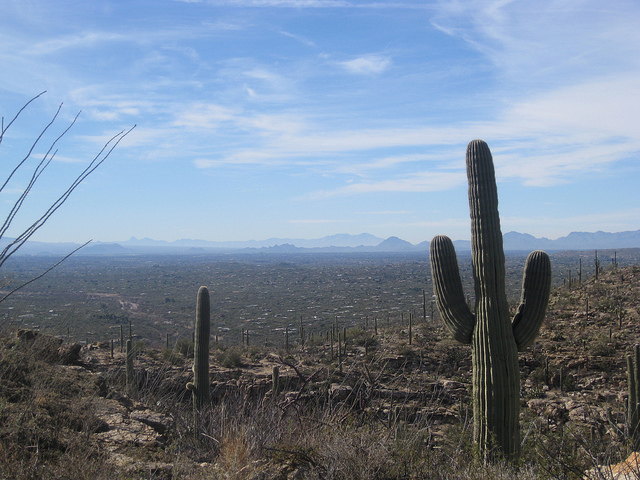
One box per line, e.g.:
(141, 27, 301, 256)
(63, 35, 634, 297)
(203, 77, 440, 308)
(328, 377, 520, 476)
(217, 347, 245, 368)
(176, 338, 194, 357)
(162, 348, 184, 365)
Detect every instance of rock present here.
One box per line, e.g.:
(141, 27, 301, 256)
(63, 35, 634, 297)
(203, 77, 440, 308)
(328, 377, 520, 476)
(568, 404, 597, 423)
(58, 343, 82, 364)
(108, 453, 174, 479)
(16, 329, 40, 341)
(130, 409, 173, 435)
(527, 398, 568, 423)
(584, 451, 640, 479)
(92, 398, 164, 450)
(568, 358, 588, 369)
(439, 379, 466, 391)
(329, 384, 352, 402)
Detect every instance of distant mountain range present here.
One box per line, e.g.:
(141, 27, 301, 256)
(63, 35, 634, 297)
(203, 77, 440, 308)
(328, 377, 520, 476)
(6, 229, 640, 256)
(120, 232, 384, 250)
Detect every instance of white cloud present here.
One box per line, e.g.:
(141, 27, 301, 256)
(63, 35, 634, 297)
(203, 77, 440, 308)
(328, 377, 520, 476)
(176, 0, 433, 7)
(27, 32, 131, 55)
(176, 0, 351, 6)
(279, 30, 316, 47)
(502, 74, 640, 140)
(338, 55, 391, 75)
(172, 103, 238, 129)
(308, 170, 465, 198)
(432, 0, 640, 86)
(331, 153, 446, 176)
(287, 219, 339, 224)
(358, 210, 414, 215)
(10, 0, 635, 205)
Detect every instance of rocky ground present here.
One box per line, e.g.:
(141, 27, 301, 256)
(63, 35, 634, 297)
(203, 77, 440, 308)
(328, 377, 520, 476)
(2, 265, 640, 479)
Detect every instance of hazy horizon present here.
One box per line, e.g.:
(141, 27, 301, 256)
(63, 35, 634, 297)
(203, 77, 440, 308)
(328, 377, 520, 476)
(6, 228, 639, 251)
(110, 228, 640, 245)
(1, 1, 639, 245)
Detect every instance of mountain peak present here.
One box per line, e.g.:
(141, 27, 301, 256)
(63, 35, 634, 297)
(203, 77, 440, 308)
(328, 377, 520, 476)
(377, 236, 415, 251)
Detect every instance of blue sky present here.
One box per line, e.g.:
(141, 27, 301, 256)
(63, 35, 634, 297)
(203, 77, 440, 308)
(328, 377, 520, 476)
(1, 0, 639, 245)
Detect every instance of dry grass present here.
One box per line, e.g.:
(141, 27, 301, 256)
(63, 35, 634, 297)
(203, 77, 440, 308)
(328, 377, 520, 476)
(0, 327, 607, 479)
(3, 266, 640, 479)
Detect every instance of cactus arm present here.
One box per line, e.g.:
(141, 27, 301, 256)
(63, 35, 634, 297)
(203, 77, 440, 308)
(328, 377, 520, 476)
(430, 234, 475, 344)
(512, 250, 552, 350)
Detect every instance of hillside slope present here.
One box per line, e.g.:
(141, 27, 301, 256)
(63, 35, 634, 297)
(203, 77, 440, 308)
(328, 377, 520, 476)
(1, 265, 639, 479)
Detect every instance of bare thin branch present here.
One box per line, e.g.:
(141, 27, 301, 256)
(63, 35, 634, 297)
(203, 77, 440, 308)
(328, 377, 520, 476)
(0, 124, 135, 269)
(0, 101, 62, 195)
(0, 240, 91, 304)
(0, 91, 47, 146)
(0, 92, 134, 303)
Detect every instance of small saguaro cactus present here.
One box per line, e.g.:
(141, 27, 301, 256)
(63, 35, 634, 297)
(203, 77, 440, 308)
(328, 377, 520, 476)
(126, 338, 135, 393)
(627, 344, 640, 448)
(430, 139, 551, 460)
(186, 286, 211, 410)
(272, 365, 280, 396)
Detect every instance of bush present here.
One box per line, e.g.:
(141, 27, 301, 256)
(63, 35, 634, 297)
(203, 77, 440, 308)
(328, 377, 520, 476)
(176, 338, 194, 357)
(162, 348, 184, 365)
(0, 330, 113, 478)
(216, 347, 245, 368)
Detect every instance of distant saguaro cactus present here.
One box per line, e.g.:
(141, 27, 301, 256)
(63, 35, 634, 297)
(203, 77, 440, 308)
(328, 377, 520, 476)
(126, 338, 135, 393)
(430, 140, 551, 460)
(627, 344, 640, 448)
(186, 286, 211, 410)
(272, 365, 280, 396)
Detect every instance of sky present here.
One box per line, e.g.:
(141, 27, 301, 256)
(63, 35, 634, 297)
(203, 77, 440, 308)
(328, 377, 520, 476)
(1, 0, 639, 245)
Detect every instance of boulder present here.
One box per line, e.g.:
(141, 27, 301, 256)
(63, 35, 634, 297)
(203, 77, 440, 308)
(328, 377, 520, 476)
(585, 452, 640, 480)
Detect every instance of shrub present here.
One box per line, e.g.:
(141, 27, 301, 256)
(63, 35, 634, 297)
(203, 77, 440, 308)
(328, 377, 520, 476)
(162, 348, 184, 365)
(176, 338, 194, 357)
(216, 347, 245, 368)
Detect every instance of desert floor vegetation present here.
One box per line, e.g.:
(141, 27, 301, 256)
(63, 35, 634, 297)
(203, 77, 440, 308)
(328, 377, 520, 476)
(1, 264, 639, 478)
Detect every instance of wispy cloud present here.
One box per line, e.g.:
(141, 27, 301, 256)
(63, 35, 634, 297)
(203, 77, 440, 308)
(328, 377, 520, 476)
(186, 65, 640, 176)
(279, 30, 316, 47)
(331, 154, 445, 176)
(357, 210, 414, 215)
(432, 1, 640, 86)
(172, 103, 238, 129)
(27, 32, 131, 55)
(175, 0, 434, 8)
(175, 0, 352, 6)
(308, 170, 465, 198)
(174, 0, 427, 7)
(338, 54, 391, 74)
(287, 218, 339, 224)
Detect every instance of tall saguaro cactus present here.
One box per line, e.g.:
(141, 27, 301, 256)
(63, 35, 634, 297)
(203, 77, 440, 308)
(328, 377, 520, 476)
(186, 286, 211, 410)
(430, 140, 551, 460)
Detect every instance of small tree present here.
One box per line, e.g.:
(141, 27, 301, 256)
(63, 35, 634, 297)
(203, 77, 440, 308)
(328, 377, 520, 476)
(0, 92, 134, 302)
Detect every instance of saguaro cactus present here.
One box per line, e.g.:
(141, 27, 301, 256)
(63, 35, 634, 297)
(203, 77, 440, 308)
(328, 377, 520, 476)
(430, 139, 551, 460)
(126, 338, 135, 394)
(186, 286, 211, 410)
(627, 344, 640, 448)
(272, 365, 280, 396)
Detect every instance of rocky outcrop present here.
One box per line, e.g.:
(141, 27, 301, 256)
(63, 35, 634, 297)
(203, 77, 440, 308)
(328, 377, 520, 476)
(585, 452, 640, 480)
(93, 397, 169, 449)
